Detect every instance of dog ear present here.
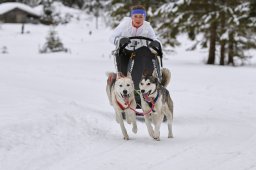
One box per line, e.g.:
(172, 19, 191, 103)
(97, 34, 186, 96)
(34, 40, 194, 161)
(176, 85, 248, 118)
(152, 68, 157, 78)
(127, 71, 132, 79)
(117, 72, 123, 79)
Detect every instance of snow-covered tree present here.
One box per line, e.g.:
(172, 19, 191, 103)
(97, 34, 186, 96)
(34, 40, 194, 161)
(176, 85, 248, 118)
(40, 28, 68, 53)
(83, 0, 105, 29)
(61, 0, 84, 9)
(107, 0, 167, 28)
(158, 0, 256, 66)
(40, 0, 55, 25)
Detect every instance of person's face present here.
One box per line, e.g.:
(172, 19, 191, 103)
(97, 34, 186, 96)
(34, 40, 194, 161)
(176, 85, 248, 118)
(132, 14, 144, 28)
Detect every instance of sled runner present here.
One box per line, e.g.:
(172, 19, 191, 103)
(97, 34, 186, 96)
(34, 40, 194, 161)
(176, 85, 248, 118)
(113, 36, 163, 109)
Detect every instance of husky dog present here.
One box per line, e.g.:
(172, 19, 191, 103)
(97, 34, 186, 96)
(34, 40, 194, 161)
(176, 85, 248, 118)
(106, 72, 137, 140)
(139, 68, 173, 141)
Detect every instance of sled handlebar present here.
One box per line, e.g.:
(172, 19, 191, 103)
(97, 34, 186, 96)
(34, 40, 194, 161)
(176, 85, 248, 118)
(119, 36, 153, 52)
(128, 36, 154, 42)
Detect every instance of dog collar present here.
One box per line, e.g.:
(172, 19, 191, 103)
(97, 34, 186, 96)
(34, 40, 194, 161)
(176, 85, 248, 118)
(143, 92, 159, 112)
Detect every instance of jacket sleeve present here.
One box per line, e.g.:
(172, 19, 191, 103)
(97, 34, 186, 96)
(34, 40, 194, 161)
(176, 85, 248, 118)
(109, 23, 124, 45)
(147, 24, 158, 41)
(147, 24, 163, 47)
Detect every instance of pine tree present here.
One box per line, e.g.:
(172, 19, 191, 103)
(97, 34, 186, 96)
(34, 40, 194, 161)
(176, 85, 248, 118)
(107, 0, 167, 27)
(61, 0, 84, 9)
(219, 1, 256, 65)
(40, 0, 54, 25)
(40, 28, 68, 53)
(158, 0, 256, 66)
(83, 0, 105, 29)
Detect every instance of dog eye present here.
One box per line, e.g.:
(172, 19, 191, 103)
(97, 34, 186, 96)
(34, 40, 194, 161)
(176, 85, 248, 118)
(147, 83, 150, 85)
(119, 85, 123, 87)
(140, 83, 144, 85)
(127, 84, 130, 86)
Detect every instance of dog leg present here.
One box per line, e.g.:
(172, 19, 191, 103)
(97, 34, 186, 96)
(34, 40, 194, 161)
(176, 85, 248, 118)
(144, 115, 154, 138)
(126, 112, 132, 124)
(165, 111, 174, 138)
(116, 112, 129, 140)
(153, 123, 161, 141)
(115, 114, 119, 123)
(131, 112, 137, 134)
(153, 114, 164, 141)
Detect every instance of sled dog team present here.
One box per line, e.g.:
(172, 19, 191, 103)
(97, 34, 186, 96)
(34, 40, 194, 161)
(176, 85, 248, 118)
(106, 68, 173, 141)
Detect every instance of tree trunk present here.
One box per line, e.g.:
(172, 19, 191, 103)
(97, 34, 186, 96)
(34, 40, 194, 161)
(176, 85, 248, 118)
(228, 31, 235, 66)
(207, 20, 217, 65)
(220, 11, 226, 65)
(220, 41, 226, 65)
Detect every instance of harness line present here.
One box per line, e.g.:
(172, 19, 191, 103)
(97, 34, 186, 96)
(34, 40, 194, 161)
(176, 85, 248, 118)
(115, 93, 156, 116)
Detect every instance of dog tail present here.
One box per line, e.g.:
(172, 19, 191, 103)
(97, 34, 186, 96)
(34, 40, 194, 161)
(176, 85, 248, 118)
(106, 72, 117, 83)
(106, 72, 116, 105)
(161, 68, 171, 87)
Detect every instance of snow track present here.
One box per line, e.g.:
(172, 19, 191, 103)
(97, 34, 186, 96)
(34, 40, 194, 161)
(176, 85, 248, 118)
(1, 23, 256, 170)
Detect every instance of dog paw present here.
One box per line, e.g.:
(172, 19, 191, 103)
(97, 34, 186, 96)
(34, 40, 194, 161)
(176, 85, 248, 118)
(132, 127, 137, 134)
(154, 137, 160, 141)
(127, 120, 132, 124)
(168, 134, 174, 138)
(153, 132, 160, 141)
(148, 131, 154, 138)
(123, 136, 129, 140)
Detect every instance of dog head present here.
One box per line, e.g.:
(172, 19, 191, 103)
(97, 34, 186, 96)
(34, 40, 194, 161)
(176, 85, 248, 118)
(139, 71, 158, 97)
(114, 72, 134, 101)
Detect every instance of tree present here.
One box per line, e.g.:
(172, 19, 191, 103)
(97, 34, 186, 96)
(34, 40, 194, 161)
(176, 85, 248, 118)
(157, 0, 256, 66)
(61, 0, 84, 9)
(40, 0, 54, 25)
(83, 0, 105, 29)
(40, 27, 68, 53)
(107, 0, 168, 28)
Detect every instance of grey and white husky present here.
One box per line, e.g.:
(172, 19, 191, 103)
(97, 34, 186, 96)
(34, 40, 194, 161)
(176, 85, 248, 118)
(106, 72, 137, 140)
(139, 68, 173, 141)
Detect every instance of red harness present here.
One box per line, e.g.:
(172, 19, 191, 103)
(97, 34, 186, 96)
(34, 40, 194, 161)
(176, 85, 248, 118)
(114, 94, 157, 116)
(130, 95, 156, 116)
(115, 96, 131, 110)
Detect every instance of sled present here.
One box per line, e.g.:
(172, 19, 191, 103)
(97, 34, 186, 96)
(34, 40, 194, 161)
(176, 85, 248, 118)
(113, 36, 163, 110)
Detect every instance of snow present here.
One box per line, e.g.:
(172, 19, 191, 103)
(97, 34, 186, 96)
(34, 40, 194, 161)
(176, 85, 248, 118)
(34, 2, 84, 20)
(1, 11, 256, 170)
(0, 2, 40, 16)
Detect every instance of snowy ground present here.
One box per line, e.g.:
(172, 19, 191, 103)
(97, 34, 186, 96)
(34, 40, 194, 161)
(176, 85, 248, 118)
(1, 20, 256, 170)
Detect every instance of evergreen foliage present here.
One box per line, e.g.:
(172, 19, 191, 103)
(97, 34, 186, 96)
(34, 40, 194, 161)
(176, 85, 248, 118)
(83, 0, 105, 29)
(61, 0, 84, 9)
(40, 0, 55, 25)
(107, 0, 168, 27)
(2, 0, 255, 66)
(157, 0, 256, 66)
(40, 28, 68, 53)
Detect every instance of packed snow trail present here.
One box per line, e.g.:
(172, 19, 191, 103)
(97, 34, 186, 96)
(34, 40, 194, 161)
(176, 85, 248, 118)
(1, 23, 256, 170)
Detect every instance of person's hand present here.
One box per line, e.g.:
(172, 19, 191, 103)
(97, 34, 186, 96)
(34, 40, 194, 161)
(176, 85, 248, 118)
(119, 37, 131, 47)
(149, 40, 162, 56)
(149, 40, 160, 50)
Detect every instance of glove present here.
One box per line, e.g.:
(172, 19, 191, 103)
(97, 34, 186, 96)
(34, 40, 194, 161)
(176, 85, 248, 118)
(149, 40, 160, 50)
(149, 40, 162, 56)
(119, 37, 131, 47)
